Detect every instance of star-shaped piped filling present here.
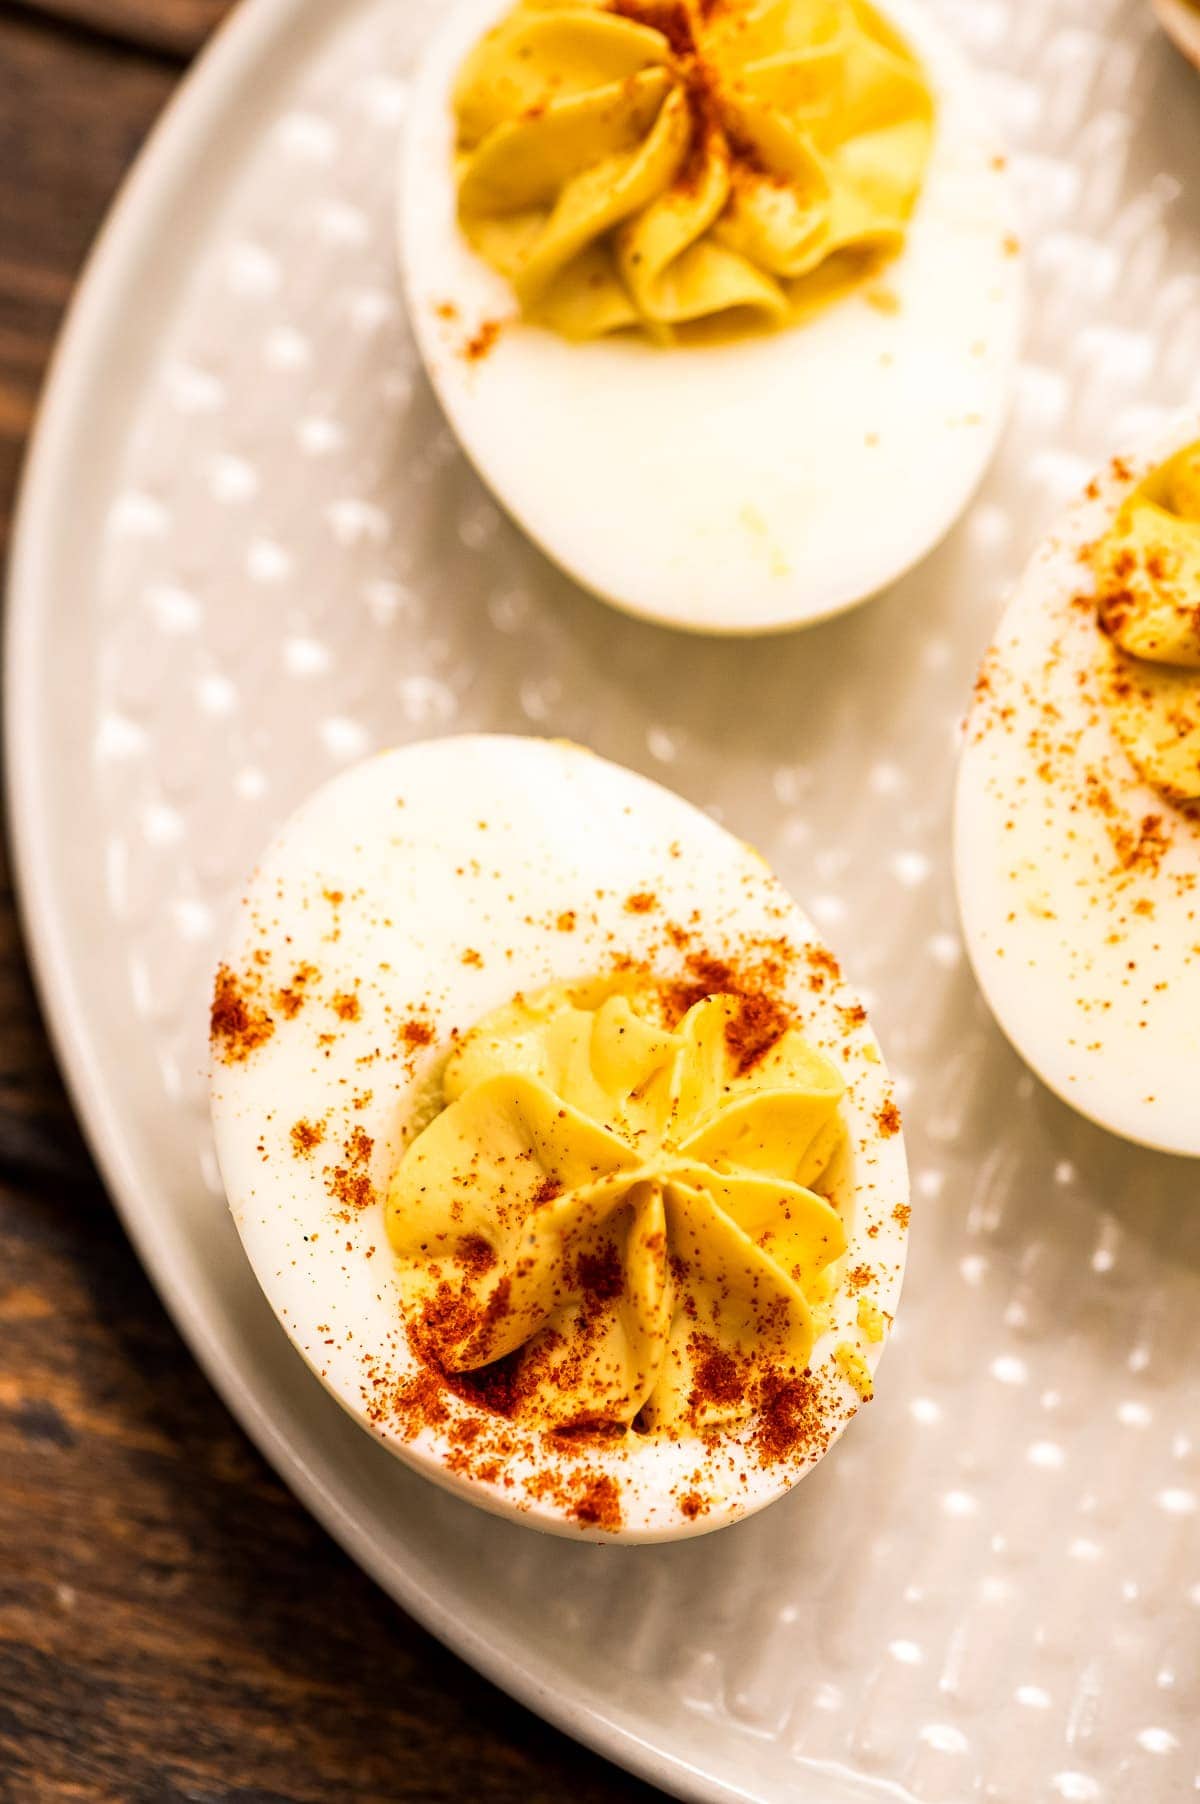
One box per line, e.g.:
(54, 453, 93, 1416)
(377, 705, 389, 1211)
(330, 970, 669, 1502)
(387, 976, 848, 1432)
(453, 0, 934, 336)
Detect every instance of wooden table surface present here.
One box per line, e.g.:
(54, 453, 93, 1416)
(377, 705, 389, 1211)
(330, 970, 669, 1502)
(0, 6, 661, 1799)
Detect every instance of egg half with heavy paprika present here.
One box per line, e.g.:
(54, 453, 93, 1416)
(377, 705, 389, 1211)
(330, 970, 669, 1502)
(210, 736, 910, 1540)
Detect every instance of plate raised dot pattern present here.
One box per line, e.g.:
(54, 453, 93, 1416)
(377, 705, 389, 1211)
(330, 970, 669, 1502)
(36, 0, 1200, 1798)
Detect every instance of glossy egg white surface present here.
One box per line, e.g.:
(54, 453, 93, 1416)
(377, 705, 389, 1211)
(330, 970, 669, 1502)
(400, 0, 1024, 636)
(955, 417, 1200, 1159)
(210, 736, 910, 1541)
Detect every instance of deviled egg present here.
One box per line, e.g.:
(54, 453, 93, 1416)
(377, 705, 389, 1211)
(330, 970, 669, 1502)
(955, 419, 1200, 1157)
(401, 0, 1023, 634)
(211, 736, 909, 1541)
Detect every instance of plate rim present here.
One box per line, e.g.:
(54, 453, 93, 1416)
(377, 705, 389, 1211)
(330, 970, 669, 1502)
(0, 1, 901, 1799)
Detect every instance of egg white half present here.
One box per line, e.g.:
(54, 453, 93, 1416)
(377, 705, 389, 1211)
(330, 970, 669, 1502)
(211, 736, 910, 1541)
(400, 0, 1023, 636)
(955, 417, 1200, 1159)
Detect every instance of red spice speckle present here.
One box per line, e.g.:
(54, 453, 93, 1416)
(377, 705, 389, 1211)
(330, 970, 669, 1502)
(574, 1244, 624, 1305)
(570, 1472, 623, 1534)
(464, 319, 501, 362)
(457, 1235, 497, 1279)
(325, 1125, 377, 1216)
(275, 962, 318, 1020)
(752, 1370, 828, 1467)
(211, 964, 274, 1063)
(876, 1099, 902, 1138)
(290, 1118, 325, 1157)
(689, 1334, 745, 1411)
(724, 992, 790, 1074)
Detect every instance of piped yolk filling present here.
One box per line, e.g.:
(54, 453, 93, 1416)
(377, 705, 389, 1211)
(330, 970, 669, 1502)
(452, 0, 934, 341)
(1094, 442, 1200, 806)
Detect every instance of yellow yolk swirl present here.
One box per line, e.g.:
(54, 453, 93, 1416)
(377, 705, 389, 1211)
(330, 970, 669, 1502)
(386, 975, 849, 1432)
(1095, 443, 1200, 805)
(452, 0, 935, 340)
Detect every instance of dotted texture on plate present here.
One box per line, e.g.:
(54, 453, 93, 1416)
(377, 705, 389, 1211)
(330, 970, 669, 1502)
(73, 0, 1200, 1799)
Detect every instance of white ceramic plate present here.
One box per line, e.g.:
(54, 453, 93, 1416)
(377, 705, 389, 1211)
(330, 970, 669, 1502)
(6, 1, 1200, 1800)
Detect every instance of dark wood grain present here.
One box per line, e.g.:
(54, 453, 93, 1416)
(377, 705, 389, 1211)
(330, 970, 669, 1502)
(11, 0, 233, 58)
(0, 12, 660, 1801)
(0, 1159, 662, 1804)
(0, 12, 176, 559)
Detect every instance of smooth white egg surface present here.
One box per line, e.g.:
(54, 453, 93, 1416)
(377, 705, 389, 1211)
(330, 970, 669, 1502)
(955, 418, 1200, 1159)
(400, 0, 1023, 636)
(210, 736, 910, 1541)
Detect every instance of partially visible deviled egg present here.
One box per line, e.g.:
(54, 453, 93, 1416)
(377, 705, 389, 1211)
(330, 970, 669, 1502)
(956, 419, 1200, 1158)
(401, 0, 1023, 635)
(210, 736, 909, 1542)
